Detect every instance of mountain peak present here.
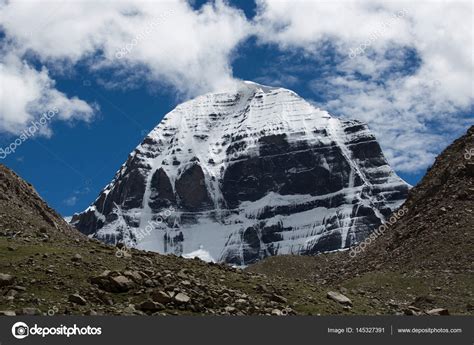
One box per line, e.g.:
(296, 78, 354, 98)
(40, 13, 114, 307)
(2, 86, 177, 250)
(72, 84, 409, 265)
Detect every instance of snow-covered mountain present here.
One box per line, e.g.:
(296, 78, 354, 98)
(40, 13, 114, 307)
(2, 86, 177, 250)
(71, 81, 409, 265)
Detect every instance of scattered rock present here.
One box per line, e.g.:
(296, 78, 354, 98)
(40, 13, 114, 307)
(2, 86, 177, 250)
(91, 273, 134, 293)
(403, 306, 421, 316)
(138, 300, 165, 312)
(69, 294, 87, 305)
(6, 289, 18, 297)
(0, 310, 16, 316)
(426, 308, 449, 315)
(271, 294, 288, 304)
(109, 276, 134, 292)
(235, 298, 248, 306)
(123, 271, 142, 283)
(327, 291, 352, 306)
(271, 309, 283, 316)
(225, 306, 237, 313)
(0, 273, 14, 287)
(20, 307, 41, 315)
(71, 254, 83, 262)
(151, 290, 172, 304)
(174, 292, 191, 304)
(123, 305, 138, 314)
(412, 295, 435, 308)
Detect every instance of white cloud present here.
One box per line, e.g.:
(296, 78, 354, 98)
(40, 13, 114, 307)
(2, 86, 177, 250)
(64, 195, 78, 207)
(0, 0, 472, 173)
(0, 53, 95, 136)
(0, 0, 250, 97)
(254, 0, 474, 173)
(0, 0, 250, 135)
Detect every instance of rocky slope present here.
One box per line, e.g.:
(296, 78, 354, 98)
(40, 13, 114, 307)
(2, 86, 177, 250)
(0, 164, 398, 316)
(72, 81, 408, 265)
(249, 126, 474, 315)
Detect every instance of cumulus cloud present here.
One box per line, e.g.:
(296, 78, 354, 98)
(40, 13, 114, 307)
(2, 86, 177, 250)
(254, 0, 473, 173)
(0, 52, 95, 136)
(0, 0, 472, 173)
(0, 0, 250, 96)
(0, 0, 250, 135)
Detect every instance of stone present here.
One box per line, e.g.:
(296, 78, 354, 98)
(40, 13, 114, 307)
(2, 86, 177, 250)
(404, 306, 421, 316)
(181, 280, 192, 287)
(327, 291, 352, 306)
(174, 292, 191, 304)
(0, 310, 16, 316)
(225, 306, 237, 313)
(138, 300, 165, 312)
(69, 294, 87, 305)
(0, 273, 14, 287)
(271, 309, 283, 316)
(271, 294, 288, 304)
(91, 273, 134, 293)
(235, 298, 248, 305)
(151, 290, 172, 304)
(71, 254, 83, 262)
(6, 289, 18, 297)
(109, 276, 134, 292)
(123, 271, 142, 283)
(426, 308, 449, 315)
(123, 305, 137, 314)
(20, 307, 41, 315)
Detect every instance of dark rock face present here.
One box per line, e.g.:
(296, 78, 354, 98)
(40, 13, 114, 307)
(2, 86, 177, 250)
(175, 164, 212, 211)
(72, 82, 409, 265)
(149, 168, 175, 210)
(222, 134, 351, 208)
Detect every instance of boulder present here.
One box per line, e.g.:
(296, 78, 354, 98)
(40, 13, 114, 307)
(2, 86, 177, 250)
(174, 292, 191, 304)
(426, 308, 449, 315)
(0, 273, 14, 287)
(69, 294, 87, 305)
(271, 294, 288, 304)
(327, 291, 352, 306)
(91, 273, 134, 293)
(138, 300, 165, 312)
(109, 276, 134, 292)
(151, 290, 172, 304)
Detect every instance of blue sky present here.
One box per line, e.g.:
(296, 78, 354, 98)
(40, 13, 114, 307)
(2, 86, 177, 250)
(0, 0, 472, 216)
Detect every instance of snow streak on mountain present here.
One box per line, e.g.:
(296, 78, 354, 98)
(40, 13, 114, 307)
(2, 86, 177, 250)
(72, 81, 409, 264)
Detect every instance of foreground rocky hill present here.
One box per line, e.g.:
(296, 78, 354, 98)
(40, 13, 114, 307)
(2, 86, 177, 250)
(249, 126, 474, 315)
(0, 164, 402, 316)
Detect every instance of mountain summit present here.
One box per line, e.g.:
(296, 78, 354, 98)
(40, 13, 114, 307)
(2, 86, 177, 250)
(72, 81, 409, 264)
